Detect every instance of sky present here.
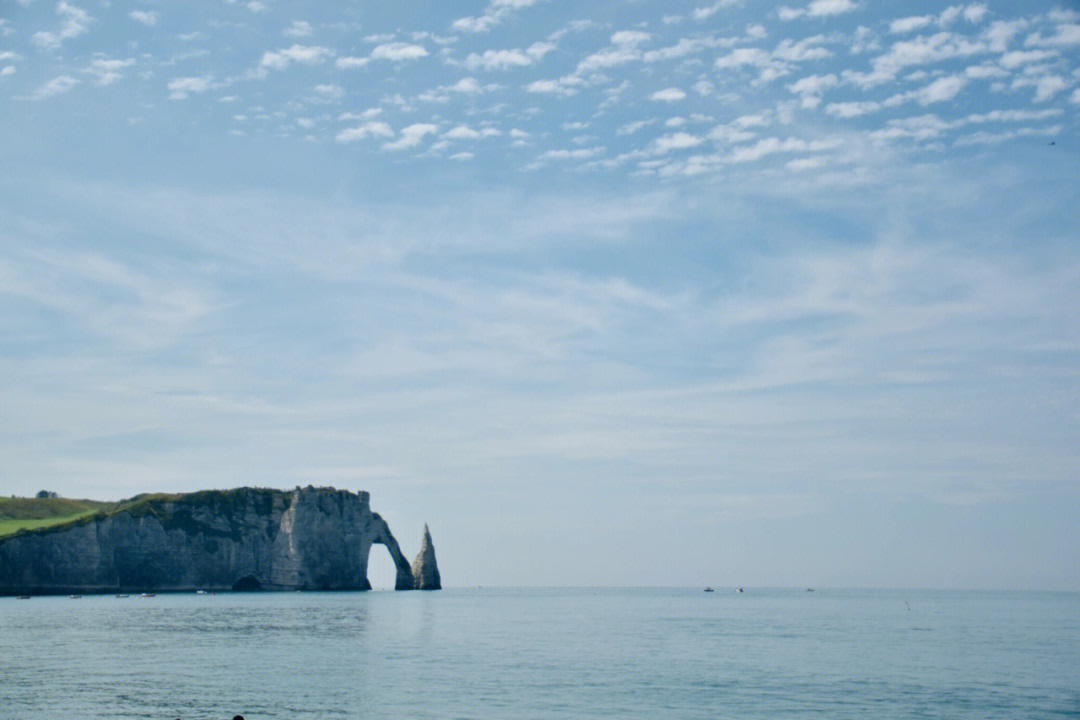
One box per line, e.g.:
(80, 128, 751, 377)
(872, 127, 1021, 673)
(1, 0, 1079, 590)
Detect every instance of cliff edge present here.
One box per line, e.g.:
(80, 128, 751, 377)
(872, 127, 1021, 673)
(0, 487, 427, 595)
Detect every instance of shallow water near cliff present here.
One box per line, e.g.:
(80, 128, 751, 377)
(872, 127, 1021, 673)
(1, 587, 1078, 719)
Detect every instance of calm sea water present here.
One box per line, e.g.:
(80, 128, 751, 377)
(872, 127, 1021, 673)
(1, 588, 1078, 719)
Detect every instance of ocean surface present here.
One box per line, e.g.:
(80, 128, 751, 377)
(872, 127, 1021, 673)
(1, 587, 1078, 719)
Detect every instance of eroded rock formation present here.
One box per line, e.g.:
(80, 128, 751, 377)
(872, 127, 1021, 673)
(0, 487, 422, 595)
(411, 523, 441, 590)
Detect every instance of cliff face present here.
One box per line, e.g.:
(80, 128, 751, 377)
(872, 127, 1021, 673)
(0, 487, 417, 595)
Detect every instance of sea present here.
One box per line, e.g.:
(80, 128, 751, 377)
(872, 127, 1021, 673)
(1, 587, 1078, 719)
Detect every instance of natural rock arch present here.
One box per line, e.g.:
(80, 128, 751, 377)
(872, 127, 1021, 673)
(367, 514, 415, 590)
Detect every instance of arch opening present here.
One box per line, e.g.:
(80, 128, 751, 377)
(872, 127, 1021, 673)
(366, 544, 399, 590)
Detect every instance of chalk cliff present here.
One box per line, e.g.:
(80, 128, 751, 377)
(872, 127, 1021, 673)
(411, 523, 441, 590)
(0, 487, 422, 595)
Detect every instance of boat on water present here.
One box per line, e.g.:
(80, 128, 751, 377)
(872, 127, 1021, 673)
(16, 595, 31, 600)
(737, 587, 744, 593)
(69, 595, 82, 599)
(115, 594, 130, 598)
(704, 586, 714, 592)
(140, 593, 156, 598)
(196, 590, 207, 595)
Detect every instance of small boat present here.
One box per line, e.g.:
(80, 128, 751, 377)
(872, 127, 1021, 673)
(737, 587, 744, 593)
(806, 588, 814, 592)
(703, 586, 714, 592)
(140, 593, 156, 598)
(115, 594, 130, 598)
(69, 595, 82, 599)
(16, 595, 31, 600)
(196, 590, 207, 595)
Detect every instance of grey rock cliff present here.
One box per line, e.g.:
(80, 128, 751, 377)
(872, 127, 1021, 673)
(0, 487, 421, 595)
(411, 523, 441, 590)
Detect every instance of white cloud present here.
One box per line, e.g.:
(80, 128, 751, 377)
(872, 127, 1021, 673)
(247, 1, 266, 12)
(32, 1, 92, 49)
(1024, 23, 1080, 49)
(27, 74, 78, 99)
(448, 77, 488, 94)
(714, 47, 771, 69)
(869, 114, 954, 142)
(998, 49, 1056, 69)
(370, 43, 428, 61)
(654, 132, 702, 153)
(1072, 88, 1080, 105)
(890, 16, 933, 34)
(443, 125, 482, 140)
(692, 1, 738, 22)
(1012, 74, 1069, 103)
(419, 77, 502, 101)
(335, 56, 369, 69)
(963, 4, 988, 24)
(383, 123, 438, 151)
(915, 74, 966, 104)
(443, 125, 500, 141)
(787, 73, 837, 107)
(312, 84, 344, 100)
(825, 100, 880, 117)
(773, 35, 832, 61)
(538, 148, 602, 160)
(167, 75, 213, 100)
(779, 0, 856, 20)
(465, 49, 532, 71)
(650, 87, 686, 102)
(336, 122, 394, 143)
(618, 120, 655, 135)
(338, 108, 382, 121)
(883, 75, 967, 107)
(964, 63, 1008, 79)
(983, 19, 1028, 52)
(525, 77, 580, 96)
(452, 0, 540, 33)
(284, 20, 313, 38)
(726, 136, 837, 163)
(966, 108, 1062, 123)
(85, 57, 135, 86)
(642, 37, 729, 63)
(611, 30, 651, 46)
(129, 10, 158, 27)
(261, 45, 334, 70)
(787, 155, 828, 171)
(807, 0, 857, 16)
(844, 31, 985, 88)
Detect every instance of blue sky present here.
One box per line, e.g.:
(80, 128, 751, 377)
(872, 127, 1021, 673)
(2, 0, 1079, 590)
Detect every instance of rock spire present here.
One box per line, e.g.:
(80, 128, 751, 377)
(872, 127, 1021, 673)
(410, 523, 441, 590)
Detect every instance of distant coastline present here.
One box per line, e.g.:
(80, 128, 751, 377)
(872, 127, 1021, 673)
(0, 487, 439, 596)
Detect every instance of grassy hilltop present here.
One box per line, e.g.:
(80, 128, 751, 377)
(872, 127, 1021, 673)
(0, 496, 115, 537)
(0, 488, 300, 539)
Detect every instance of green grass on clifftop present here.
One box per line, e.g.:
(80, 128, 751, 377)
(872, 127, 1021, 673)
(0, 497, 114, 537)
(0, 488, 301, 540)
